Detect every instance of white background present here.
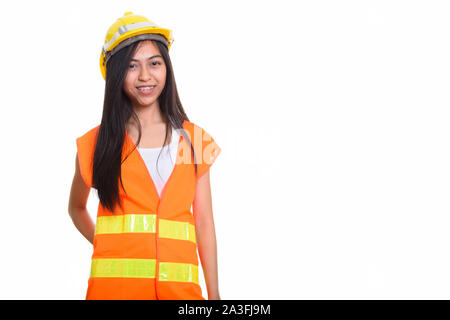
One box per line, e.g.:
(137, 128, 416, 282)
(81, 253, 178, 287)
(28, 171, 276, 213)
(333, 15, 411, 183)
(1, 0, 449, 299)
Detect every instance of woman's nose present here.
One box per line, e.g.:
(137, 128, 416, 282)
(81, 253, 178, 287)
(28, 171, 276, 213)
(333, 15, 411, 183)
(138, 65, 152, 81)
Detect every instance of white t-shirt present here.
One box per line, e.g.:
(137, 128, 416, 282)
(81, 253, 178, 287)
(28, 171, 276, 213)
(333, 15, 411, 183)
(137, 127, 180, 197)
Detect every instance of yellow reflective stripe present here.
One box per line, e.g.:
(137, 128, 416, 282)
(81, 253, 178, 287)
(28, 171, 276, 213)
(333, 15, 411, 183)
(90, 259, 198, 283)
(95, 214, 157, 234)
(90, 258, 156, 278)
(95, 215, 196, 243)
(159, 262, 199, 284)
(159, 219, 196, 243)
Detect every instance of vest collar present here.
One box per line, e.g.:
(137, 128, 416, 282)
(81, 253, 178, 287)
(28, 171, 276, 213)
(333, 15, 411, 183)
(123, 119, 188, 208)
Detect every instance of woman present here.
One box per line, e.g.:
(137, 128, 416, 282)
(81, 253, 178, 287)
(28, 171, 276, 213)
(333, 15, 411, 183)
(68, 12, 222, 300)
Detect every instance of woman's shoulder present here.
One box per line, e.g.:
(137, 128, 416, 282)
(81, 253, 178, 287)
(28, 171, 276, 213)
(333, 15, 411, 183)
(182, 120, 221, 174)
(183, 120, 213, 137)
(76, 124, 100, 143)
(183, 120, 220, 152)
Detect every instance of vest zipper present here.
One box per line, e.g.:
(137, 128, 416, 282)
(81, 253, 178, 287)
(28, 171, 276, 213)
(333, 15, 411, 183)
(126, 128, 184, 300)
(154, 134, 184, 300)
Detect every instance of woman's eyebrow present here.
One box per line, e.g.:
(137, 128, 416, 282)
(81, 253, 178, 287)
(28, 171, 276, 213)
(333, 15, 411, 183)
(131, 55, 162, 62)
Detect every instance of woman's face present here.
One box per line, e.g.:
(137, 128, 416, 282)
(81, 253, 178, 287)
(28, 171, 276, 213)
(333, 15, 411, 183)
(123, 40, 167, 109)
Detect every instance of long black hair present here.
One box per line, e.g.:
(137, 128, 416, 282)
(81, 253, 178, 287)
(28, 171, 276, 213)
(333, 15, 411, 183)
(92, 39, 198, 213)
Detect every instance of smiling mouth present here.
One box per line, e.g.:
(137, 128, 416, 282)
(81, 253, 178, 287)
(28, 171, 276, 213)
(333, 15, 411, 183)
(136, 85, 156, 92)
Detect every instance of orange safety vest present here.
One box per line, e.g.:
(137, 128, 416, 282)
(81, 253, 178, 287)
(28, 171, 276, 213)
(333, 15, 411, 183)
(75, 119, 221, 300)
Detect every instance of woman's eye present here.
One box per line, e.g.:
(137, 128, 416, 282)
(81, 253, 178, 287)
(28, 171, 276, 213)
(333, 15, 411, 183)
(129, 62, 161, 69)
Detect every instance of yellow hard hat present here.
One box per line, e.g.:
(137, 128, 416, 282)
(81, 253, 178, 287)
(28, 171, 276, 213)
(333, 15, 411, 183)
(99, 11, 174, 80)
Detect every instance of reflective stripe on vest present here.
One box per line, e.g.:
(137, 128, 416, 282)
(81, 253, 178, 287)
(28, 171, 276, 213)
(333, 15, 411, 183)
(103, 21, 158, 53)
(95, 214, 196, 243)
(90, 258, 199, 283)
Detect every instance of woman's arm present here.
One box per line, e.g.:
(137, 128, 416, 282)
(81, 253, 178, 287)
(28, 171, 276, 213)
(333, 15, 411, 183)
(68, 152, 96, 244)
(193, 170, 221, 300)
